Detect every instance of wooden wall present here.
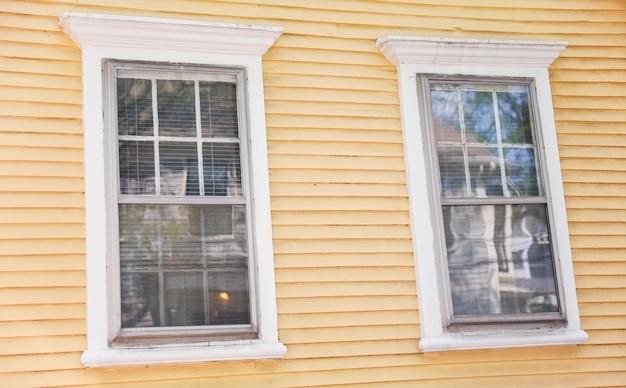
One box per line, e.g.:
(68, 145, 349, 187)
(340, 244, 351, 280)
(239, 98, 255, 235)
(0, 0, 625, 386)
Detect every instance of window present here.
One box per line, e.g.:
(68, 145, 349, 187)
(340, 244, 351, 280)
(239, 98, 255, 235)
(377, 36, 587, 351)
(60, 12, 285, 366)
(109, 63, 255, 343)
(424, 78, 560, 324)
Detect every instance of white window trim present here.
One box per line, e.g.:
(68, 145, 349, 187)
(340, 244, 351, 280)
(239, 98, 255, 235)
(60, 12, 286, 367)
(376, 36, 588, 352)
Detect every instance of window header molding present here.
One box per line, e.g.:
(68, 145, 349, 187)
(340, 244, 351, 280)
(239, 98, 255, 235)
(376, 36, 567, 67)
(60, 12, 282, 55)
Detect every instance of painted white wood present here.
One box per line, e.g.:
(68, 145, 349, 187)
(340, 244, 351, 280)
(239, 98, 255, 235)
(60, 12, 282, 56)
(378, 36, 588, 352)
(82, 341, 287, 367)
(376, 36, 567, 67)
(60, 12, 285, 366)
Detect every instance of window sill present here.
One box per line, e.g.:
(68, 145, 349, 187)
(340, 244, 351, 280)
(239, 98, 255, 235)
(419, 328, 588, 352)
(81, 341, 287, 367)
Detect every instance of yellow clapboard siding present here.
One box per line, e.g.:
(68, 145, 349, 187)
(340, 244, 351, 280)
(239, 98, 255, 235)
(0, 57, 81, 76)
(276, 267, 415, 283)
(274, 238, 413, 254)
(569, 222, 626, 238)
(280, 325, 418, 345)
(274, 253, 414, 268)
(0, 319, 85, 337)
(270, 170, 406, 183)
(33, 0, 626, 35)
(276, 281, 416, 298)
(0, 116, 82, 134)
(0, 238, 84, 256)
(0, 270, 84, 288)
(0, 287, 85, 305)
(0, 335, 85, 356)
(0, 71, 81, 90)
(269, 155, 405, 171)
(0, 161, 83, 176)
(0, 209, 84, 224)
(0, 223, 83, 239)
(0, 352, 82, 373)
(0, 145, 83, 162)
(279, 310, 419, 329)
(0, 176, 83, 193)
(582, 316, 626, 330)
(0, 0, 625, 385)
(550, 69, 626, 83)
(270, 183, 407, 198)
(0, 25, 73, 46)
(266, 101, 400, 118)
(267, 128, 403, 142)
(0, 303, 85, 321)
(272, 224, 410, 239)
(0, 254, 84, 272)
(278, 295, 419, 314)
(0, 85, 82, 105)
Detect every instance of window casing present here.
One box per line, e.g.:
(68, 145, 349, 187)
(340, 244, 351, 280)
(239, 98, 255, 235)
(60, 12, 285, 366)
(377, 35, 587, 351)
(105, 62, 257, 344)
(419, 76, 565, 327)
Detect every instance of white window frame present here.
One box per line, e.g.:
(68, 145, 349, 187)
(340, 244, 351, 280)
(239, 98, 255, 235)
(376, 36, 588, 352)
(60, 12, 285, 367)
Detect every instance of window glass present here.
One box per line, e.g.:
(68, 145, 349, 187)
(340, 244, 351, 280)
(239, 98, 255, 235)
(115, 69, 251, 331)
(428, 81, 558, 321)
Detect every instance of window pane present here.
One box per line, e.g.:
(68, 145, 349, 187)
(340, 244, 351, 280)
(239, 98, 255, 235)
(203, 143, 242, 196)
(121, 272, 160, 328)
(164, 272, 205, 326)
(504, 147, 540, 197)
(208, 270, 250, 325)
(157, 80, 196, 137)
(437, 146, 466, 197)
(159, 141, 200, 196)
(119, 140, 155, 195)
(119, 204, 250, 328)
(119, 205, 159, 271)
(467, 146, 503, 197)
(430, 87, 461, 142)
(463, 90, 497, 144)
(205, 205, 248, 267)
(498, 90, 533, 144)
(117, 78, 153, 136)
(200, 82, 239, 138)
(443, 204, 558, 317)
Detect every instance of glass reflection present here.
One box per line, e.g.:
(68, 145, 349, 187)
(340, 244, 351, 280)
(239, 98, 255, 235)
(498, 90, 533, 144)
(443, 204, 558, 316)
(119, 204, 250, 328)
(504, 148, 540, 196)
(430, 88, 462, 142)
(157, 80, 196, 137)
(467, 147, 503, 197)
(463, 90, 496, 143)
(437, 146, 466, 197)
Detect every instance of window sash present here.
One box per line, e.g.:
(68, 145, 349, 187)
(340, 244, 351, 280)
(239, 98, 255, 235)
(420, 75, 566, 326)
(106, 60, 258, 340)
